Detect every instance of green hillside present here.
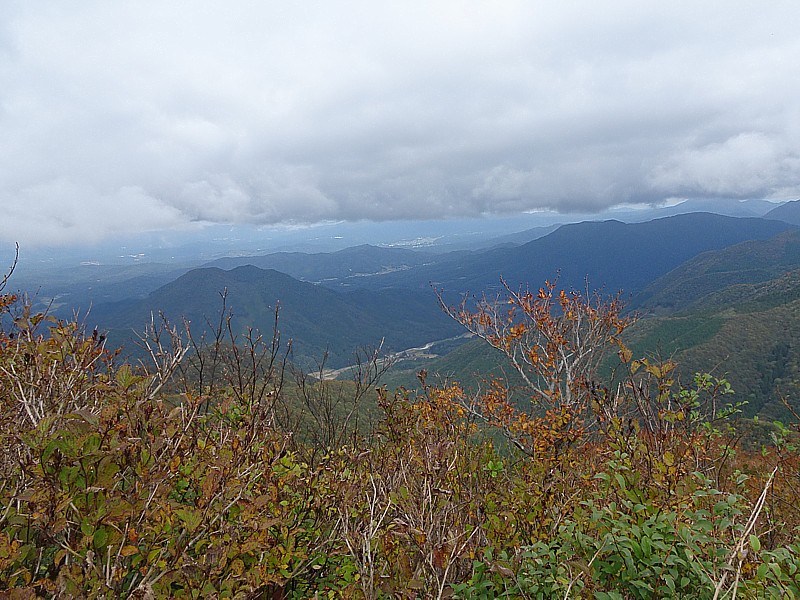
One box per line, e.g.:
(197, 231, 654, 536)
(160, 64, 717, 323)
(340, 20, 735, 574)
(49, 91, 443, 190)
(387, 255, 800, 422)
(625, 234, 800, 420)
(634, 230, 800, 314)
(381, 336, 509, 393)
(91, 265, 461, 369)
(629, 271, 800, 420)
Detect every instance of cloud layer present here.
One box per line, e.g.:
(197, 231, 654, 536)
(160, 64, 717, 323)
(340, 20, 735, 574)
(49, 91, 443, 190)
(2, 1, 799, 246)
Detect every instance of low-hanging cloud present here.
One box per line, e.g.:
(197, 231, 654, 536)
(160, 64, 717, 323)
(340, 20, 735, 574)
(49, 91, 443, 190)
(1, 1, 799, 246)
(649, 132, 800, 198)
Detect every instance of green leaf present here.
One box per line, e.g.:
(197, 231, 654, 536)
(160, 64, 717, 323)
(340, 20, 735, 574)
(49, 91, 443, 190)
(93, 527, 109, 549)
(176, 508, 203, 533)
(81, 520, 94, 537)
(41, 439, 61, 464)
(82, 433, 102, 454)
(749, 534, 761, 553)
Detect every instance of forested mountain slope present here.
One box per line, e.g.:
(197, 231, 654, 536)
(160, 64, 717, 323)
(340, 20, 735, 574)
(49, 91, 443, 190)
(85, 213, 800, 386)
(628, 269, 800, 420)
(90, 265, 461, 368)
(387, 230, 800, 421)
(367, 213, 796, 297)
(634, 229, 800, 314)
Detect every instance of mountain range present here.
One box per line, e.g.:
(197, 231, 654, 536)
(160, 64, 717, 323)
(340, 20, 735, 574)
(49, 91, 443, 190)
(84, 212, 794, 364)
(11, 207, 800, 421)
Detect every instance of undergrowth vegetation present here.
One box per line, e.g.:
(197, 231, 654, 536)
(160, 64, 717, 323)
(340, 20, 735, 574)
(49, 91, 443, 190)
(2, 258, 800, 598)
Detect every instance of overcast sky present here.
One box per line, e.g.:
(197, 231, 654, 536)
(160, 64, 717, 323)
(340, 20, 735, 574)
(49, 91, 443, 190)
(2, 1, 799, 247)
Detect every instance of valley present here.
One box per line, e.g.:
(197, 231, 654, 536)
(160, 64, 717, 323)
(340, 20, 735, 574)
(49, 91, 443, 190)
(7, 204, 800, 423)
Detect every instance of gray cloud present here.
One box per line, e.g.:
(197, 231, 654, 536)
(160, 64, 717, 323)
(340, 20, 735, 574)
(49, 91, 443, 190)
(2, 1, 799, 246)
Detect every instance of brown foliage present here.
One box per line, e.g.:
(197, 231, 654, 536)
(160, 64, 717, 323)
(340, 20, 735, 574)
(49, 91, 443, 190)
(1, 264, 799, 597)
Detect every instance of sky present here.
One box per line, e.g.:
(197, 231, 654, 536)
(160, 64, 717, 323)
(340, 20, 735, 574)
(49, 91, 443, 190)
(1, 1, 799, 247)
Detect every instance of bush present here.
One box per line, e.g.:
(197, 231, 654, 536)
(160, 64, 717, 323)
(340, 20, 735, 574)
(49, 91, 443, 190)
(1, 267, 799, 597)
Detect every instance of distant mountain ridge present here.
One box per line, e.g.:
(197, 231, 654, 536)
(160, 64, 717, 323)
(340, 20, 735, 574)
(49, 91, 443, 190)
(367, 213, 797, 299)
(625, 198, 780, 220)
(86, 212, 798, 374)
(89, 265, 461, 369)
(203, 244, 434, 288)
(191, 214, 797, 298)
(764, 199, 800, 225)
(17, 210, 797, 319)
